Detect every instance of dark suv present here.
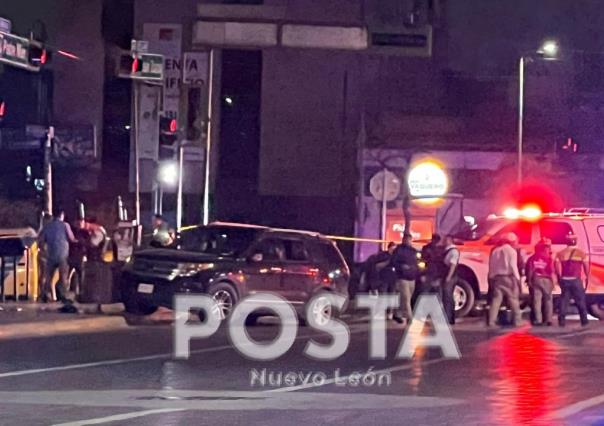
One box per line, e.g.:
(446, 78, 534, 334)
(121, 223, 350, 324)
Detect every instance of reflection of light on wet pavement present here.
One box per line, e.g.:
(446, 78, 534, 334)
(405, 325, 428, 393)
(483, 332, 566, 425)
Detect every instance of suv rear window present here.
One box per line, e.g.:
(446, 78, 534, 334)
(310, 241, 346, 267)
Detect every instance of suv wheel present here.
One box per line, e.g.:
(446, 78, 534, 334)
(301, 293, 335, 327)
(454, 279, 475, 318)
(204, 282, 238, 321)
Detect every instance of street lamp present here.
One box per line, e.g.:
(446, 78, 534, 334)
(159, 162, 179, 186)
(517, 39, 560, 184)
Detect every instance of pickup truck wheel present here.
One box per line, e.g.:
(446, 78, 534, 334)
(454, 279, 475, 318)
(589, 302, 604, 320)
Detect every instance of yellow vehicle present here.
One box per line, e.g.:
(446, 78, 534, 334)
(0, 228, 39, 300)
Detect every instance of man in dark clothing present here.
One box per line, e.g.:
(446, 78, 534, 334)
(69, 220, 92, 297)
(38, 211, 77, 303)
(421, 234, 443, 293)
(390, 234, 420, 325)
(555, 233, 589, 327)
(365, 242, 397, 294)
(441, 235, 460, 325)
(526, 238, 555, 326)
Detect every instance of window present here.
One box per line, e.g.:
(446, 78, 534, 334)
(598, 226, 604, 243)
(489, 222, 533, 245)
(309, 241, 346, 267)
(539, 221, 574, 245)
(180, 227, 258, 256)
(282, 240, 310, 262)
(253, 239, 285, 261)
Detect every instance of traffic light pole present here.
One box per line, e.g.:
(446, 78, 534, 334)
(133, 81, 142, 245)
(202, 48, 215, 226)
(43, 126, 54, 215)
(176, 142, 184, 230)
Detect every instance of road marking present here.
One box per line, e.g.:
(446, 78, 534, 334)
(0, 325, 369, 380)
(547, 393, 604, 420)
(52, 408, 186, 426)
(0, 344, 234, 379)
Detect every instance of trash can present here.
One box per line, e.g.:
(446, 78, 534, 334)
(78, 261, 120, 304)
(0, 237, 29, 301)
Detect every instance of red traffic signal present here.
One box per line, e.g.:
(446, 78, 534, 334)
(28, 41, 49, 67)
(0, 100, 5, 118)
(159, 116, 178, 146)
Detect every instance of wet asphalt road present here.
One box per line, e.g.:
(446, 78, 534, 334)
(0, 314, 603, 426)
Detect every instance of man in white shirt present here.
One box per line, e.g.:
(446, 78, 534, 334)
(487, 232, 522, 327)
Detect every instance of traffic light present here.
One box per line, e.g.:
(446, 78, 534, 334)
(0, 98, 5, 124)
(117, 52, 164, 81)
(28, 41, 49, 68)
(160, 116, 178, 146)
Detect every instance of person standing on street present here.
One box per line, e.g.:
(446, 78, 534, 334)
(555, 233, 589, 327)
(441, 235, 460, 325)
(421, 234, 443, 293)
(151, 214, 174, 247)
(487, 233, 522, 327)
(38, 210, 77, 304)
(390, 234, 419, 325)
(366, 242, 397, 295)
(526, 238, 555, 326)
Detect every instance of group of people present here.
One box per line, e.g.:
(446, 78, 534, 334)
(37, 210, 107, 307)
(362, 233, 459, 326)
(362, 229, 590, 328)
(488, 231, 589, 328)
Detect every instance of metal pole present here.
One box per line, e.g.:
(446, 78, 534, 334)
(202, 48, 215, 225)
(158, 184, 164, 216)
(133, 82, 142, 244)
(176, 143, 185, 230)
(43, 126, 54, 215)
(380, 169, 388, 246)
(517, 56, 525, 185)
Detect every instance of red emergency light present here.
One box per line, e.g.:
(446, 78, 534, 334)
(503, 205, 542, 220)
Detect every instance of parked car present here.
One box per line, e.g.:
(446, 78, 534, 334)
(121, 222, 350, 325)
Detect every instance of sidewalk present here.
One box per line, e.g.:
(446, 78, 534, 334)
(0, 302, 128, 340)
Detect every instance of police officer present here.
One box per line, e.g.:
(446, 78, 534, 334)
(390, 234, 420, 325)
(421, 234, 443, 293)
(487, 233, 522, 327)
(555, 233, 589, 327)
(526, 238, 555, 326)
(440, 235, 460, 325)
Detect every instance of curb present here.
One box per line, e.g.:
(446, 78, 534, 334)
(0, 315, 129, 341)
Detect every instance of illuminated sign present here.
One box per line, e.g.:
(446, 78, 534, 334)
(407, 161, 448, 198)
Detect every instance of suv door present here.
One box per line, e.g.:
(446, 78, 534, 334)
(243, 238, 284, 296)
(280, 238, 316, 304)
